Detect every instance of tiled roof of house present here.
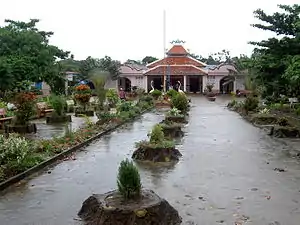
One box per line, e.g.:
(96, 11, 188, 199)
(120, 63, 147, 75)
(143, 65, 207, 76)
(167, 45, 188, 55)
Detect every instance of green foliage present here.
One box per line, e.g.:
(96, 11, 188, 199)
(227, 99, 238, 108)
(142, 56, 158, 65)
(171, 93, 189, 113)
(79, 56, 121, 81)
(90, 74, 107, 110)
(243, 96, 259, 112)
(106, 89, 119, 107)
(167, 108, 181, 116)
(139, 95, 154, 104)
(117, 101, 133, 112)
(0, 19, 69, 92)
(151, 89, 162, 99)
(117, 159, 142, 199)
(249, 4, 300, 97)
(49, 95, 66, 116)
(149, 124, 164, 144)
(166, 89, 178, 98)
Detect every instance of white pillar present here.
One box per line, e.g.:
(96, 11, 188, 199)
(183, 75, 187, 92)
(202, 75, 207, 93)
(145, 76, 148, 93)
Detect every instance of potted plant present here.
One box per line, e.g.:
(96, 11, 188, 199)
(5, 91, 37, 133)
(132, 124, 182, 162)
(206, 83, 216, 101)
(78, 159, 182, 224)
(74, 84, 94, 116)
(46, 95, 72, 123)
(165, 107, 186, 123)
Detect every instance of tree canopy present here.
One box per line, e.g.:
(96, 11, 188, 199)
(248, 4, 300, 97)
(0, 19, 70, 92)
(79, 56, 121, 81)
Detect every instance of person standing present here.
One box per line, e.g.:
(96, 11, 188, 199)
(119, 88, 126, 100)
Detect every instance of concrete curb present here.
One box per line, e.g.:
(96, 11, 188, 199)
(0, 108, 153, 191)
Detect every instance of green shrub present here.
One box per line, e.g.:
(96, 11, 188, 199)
(106, 89, 119, 107)
(227, 99, 237, 108)
(139, 95, 154, 104)
(149, 124, 164, 144)
(295, 107, 300, 115)
(243, 96, 259, 112)
(166, 89, 178, 98)
(167, 108, 181, 116)
(117, 101, 133, 112)
(171, 94, 189, 113)
(151, 89, 162, 99)
(117, 159, 141, 199)
(0, 134, 30, 165)
(49, 95, 66, 116)
(278, 117, 289, 126)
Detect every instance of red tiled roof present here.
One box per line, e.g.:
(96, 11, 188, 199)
(144, 65, 207, 76)
(147, 56, 205, 68)
(167, 45, 188, 55)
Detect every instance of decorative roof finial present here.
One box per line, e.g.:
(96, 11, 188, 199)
(170, 39, 186, 45)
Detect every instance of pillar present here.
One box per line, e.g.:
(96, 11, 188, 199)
(145, 76, 148, 93)
(183, 75, 187, 92)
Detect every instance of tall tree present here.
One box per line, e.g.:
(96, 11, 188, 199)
(0, 19, 69, 92)
(79, 56, 121, 81)
(142, 56, 158, 64)
(249, 4, 300, 97)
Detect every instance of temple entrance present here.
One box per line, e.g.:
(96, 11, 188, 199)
(188, 76, 202, 93)
(219, 76, 235, 94)
(119, 77, 132, 91)
(148, 76, 163, 91)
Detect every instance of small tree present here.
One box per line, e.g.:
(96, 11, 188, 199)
(117, 159, 141, 200)
(149, 124, 164, 144)
(49, 95, 66, 116)
(171, 94, 189, 113)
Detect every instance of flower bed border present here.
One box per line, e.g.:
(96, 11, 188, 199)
(0, 108, 153, 191)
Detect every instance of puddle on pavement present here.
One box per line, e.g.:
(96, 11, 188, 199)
(1, 97, 300, 225)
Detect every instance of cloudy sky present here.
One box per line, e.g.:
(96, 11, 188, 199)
(0, 0, 298, 62)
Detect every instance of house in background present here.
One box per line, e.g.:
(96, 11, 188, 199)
(141, 44, 245, 93)
(105, 63, 147, 90)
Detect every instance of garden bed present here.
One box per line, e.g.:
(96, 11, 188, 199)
(75, 110, 94, 117)
(0, 105, 153, 191)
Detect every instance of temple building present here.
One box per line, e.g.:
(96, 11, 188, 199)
(114, 43, 244, 94)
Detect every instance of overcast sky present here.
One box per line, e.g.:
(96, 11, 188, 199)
(0, 0, 298, 62)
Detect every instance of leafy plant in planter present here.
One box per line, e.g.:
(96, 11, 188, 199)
(166, 89, 178, 99)
(170, 94, 189, 114)
(49, 95, 66, 116)
(6, 92, 38, 133)
(47, 95, 71, 123)
(106, 88, 119, 108)
(132, 124, 182, 162)
(243, 96, 259, 113)
(165, 107, 186, 123)
(151, 89, 162, 100)
(117, 158, 142, 200)
(206, 83, 216, 99)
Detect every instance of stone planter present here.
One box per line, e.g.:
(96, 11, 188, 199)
(155, 102, 171, 108)
(78, 189, 182, 225)
(165, 115, 186, 123)
(160, 123, 184, 138)
(132, 145, 182, 162)
(46, 115, 72, 124)
(207, 96, 216, 101)
(75, 110, 94, 117)
(5, 123, 37, 134)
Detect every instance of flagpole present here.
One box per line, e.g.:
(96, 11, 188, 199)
(163, 9, 166, 92)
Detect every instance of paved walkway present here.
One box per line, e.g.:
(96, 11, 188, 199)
(1, 96, 300, 225)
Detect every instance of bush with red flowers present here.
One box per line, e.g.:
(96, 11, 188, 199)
(14, 92, 37, 125)
(74, 84, 92, 105)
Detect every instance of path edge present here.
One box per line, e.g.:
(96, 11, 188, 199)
(0, 108, 153, 191)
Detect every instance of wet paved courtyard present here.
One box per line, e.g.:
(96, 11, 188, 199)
(1, 96, 300, 225)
